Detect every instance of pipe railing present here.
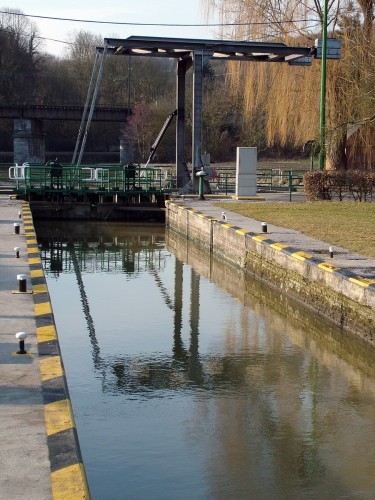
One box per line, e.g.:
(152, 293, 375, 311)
(10, 164, 172, 196)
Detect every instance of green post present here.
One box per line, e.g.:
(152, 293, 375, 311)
(199, 175, 204, 199)
(319, 0, 329, 171)
(289, 170, 293, 202)
(196, 168, 207, 200)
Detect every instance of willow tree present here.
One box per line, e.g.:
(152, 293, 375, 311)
(203, 0, 374, 169)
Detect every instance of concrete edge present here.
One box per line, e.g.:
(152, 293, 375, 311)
(165, 200, 375, 342)
(165, 200, 375, 292)
(22, 202, 91, 500)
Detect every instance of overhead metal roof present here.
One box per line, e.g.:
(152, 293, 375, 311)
(103, 36, 315, 64)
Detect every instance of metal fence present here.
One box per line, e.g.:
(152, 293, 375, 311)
(215, 167, 307, 195)
(5, 162, 308, 198)
(8, 163, 172, 197)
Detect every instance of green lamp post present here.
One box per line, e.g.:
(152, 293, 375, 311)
(319, 0, 329, 171)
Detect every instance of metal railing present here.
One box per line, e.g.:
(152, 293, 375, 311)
(257, 168, 306, 192)
(7, 162, 308, 198)
(9, 163, 172, 197)
(215, 167, 307, 195)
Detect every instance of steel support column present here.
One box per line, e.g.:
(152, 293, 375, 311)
(192, 50, 204, 173)
(192, 50, 212, 193)
(76, 45, 108, 166)
(72, 50, 100, 164)
(176, 59, 191, 188)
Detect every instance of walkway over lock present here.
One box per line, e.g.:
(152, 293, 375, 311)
(9, 163, 171, 206)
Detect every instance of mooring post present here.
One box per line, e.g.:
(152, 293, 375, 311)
(196, 168, 208, 200)
(15, 332, 28, 354)
(17, 274, 27, 293)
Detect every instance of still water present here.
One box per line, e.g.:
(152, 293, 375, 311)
(35, 221, 375, 500)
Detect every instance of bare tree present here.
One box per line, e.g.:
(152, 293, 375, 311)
(0, 8, 41, 103)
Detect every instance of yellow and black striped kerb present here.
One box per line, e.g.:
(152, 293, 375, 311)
(23, 203, 91, 500)
(175, 203, 375, 290)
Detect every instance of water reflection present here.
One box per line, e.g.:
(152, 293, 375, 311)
(35, 220, 375, 500)
(36, 221, 168, 376)
(36, 221, 166, 277)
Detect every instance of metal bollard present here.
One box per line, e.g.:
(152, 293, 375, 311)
(15, 332, 28, 354)
(329, 246, 334, 258)
(18, 210, 22, 219)
(14, 223, 20, 235)
(14, 246, 20, 258)
(17, 274, 27, 293)
(261, 222, 267, 233)
(196, 168, 208, 201)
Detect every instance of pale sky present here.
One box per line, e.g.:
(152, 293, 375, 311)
(7, 1, 219, 55)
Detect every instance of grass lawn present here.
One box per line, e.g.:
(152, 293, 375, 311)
(214, 201, 375, 259)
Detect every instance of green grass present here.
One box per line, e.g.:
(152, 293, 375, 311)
(214, 201, 375, 258)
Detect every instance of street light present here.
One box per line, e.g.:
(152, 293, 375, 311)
(319, 0, 329, 171)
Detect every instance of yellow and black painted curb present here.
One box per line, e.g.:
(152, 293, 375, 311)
(166, 201, 375, 290)
(22, 202, 91, 500)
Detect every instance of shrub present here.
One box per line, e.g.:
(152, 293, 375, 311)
(304, 171, 331, 200)
(304, 170, 375, 201)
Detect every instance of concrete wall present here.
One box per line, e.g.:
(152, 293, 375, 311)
(167, 227, 375, 376)
(29, 201, 165, 221)
(14, 119, 45, 164)
(166, 200, 375, 345)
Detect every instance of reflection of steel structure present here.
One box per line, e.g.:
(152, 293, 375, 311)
(38, 221, 206, 389)
(40, 224, 271, 395)
(98, 263, 206, 393)
(40, 223, 343, 410)
(38, 224, 174, 373)
(36, 221, 167, 276)
(41, 241, 167, 276)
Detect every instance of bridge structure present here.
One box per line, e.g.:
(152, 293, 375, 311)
(0, 104, 130, 165)
(3, 36, 340, 199)
(83, 35, 330, 193)
(8, 162, 170, 220)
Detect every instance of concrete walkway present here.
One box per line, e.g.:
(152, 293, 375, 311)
(0, 196, 51, 499)
(185, 194, 375, 281)
(0, 195, 90, 500)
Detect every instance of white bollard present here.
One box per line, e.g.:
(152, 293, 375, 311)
(15, 331, 28, 354)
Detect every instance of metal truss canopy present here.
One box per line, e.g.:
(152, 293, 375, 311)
(103, 36, 316, 64)
(77, 35, 320, 189)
